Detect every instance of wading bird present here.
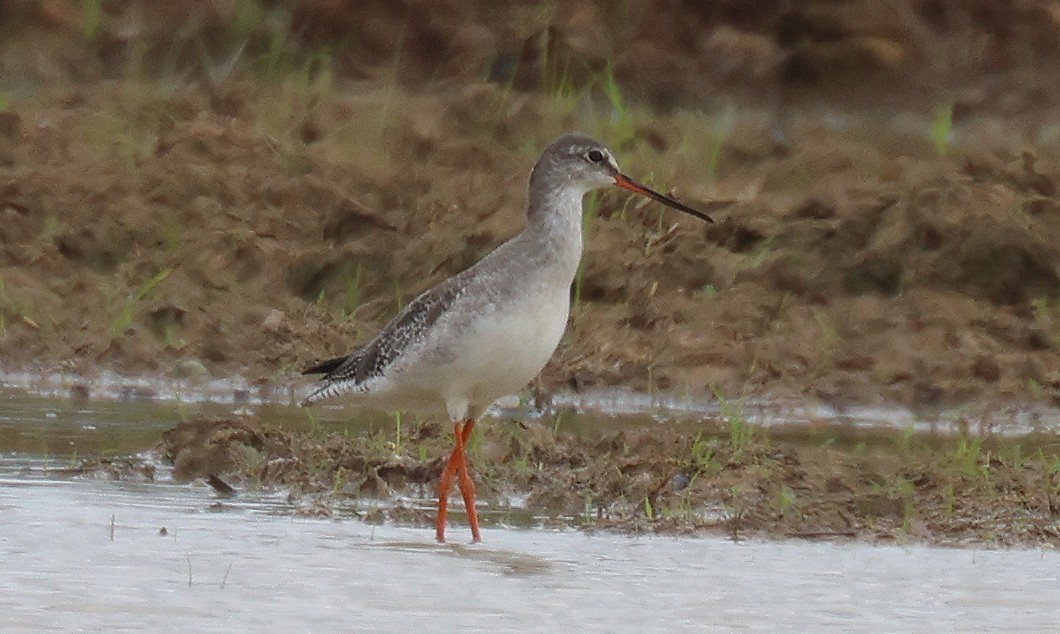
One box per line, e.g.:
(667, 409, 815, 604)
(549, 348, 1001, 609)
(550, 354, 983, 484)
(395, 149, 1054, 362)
(302, 134, 715, 543)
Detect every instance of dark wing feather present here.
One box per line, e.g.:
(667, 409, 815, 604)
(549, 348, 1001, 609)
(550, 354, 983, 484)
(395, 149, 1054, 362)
(305, 277, 462, 388)
(301, 354, 357, 376)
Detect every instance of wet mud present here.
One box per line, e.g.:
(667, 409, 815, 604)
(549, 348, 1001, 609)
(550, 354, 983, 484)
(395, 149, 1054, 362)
(154, 416, 1060, 547)
(2, 2, 1060, 546)
(0, 1, 1057, 409)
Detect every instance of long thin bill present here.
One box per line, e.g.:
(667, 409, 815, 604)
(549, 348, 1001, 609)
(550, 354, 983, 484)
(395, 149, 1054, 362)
(613, 173, 714, 223)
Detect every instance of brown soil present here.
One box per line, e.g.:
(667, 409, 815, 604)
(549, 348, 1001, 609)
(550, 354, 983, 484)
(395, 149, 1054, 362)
(1, 1, 1058, 408)
(3, 1, 1060, 545)
(158, 416, 1060, 547)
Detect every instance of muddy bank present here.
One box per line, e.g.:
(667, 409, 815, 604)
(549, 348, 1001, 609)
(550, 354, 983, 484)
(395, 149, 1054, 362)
(6, 1, 1060, 113)
(0, 1, 1058, 410)
(0, 81, 1058, 410)
(155, 416, 1060, 547)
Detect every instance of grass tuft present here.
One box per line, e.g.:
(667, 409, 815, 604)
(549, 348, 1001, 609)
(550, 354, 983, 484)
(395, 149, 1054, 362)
(713, 388, 755, 461)
(78, 0, 104, 41)
(111, 267, 173, 337)
(340, 263, 364, 320)
(599, 63, 634, 147)
(931, 100, 955, 158)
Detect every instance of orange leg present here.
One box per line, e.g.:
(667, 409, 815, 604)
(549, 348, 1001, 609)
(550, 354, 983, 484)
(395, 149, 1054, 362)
(457, 419, 480, 543)
(435, 421, 464, 543)
(435, 419, 481, 543)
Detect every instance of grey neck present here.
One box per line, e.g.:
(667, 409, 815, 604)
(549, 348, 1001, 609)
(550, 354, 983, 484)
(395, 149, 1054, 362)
(521, 172, 586, 282)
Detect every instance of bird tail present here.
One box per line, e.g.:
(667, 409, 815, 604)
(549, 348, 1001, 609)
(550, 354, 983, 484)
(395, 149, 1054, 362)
(300, 379, 358, 407)
(300, 352, 365, 406)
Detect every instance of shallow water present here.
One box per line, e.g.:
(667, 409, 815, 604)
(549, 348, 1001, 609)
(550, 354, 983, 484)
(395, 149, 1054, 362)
(3, 465, 1059, 633)
(2, 388, 1060, 632)
(4, 369, 1059, 436)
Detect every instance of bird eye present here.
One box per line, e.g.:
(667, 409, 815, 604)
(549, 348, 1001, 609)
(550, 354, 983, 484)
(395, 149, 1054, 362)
(586, 149, 605, 163)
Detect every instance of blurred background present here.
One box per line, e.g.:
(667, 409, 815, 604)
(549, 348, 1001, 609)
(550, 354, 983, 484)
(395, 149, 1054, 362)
(0, 0, 1057, 409)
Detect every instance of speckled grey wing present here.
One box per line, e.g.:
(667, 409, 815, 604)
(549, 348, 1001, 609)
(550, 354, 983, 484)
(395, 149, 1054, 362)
(300, 278, 462, 406)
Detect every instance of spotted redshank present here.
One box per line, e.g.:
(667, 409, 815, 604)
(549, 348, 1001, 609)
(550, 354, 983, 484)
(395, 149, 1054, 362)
(301, 133, 714, 543)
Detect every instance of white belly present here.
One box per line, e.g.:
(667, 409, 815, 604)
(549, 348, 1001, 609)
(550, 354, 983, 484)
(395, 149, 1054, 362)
(376, 285, 570, 417)
(443, 289, 570, 404)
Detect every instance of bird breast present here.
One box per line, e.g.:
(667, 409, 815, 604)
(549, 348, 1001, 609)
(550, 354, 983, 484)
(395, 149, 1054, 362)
(432, 278, 571, 407)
